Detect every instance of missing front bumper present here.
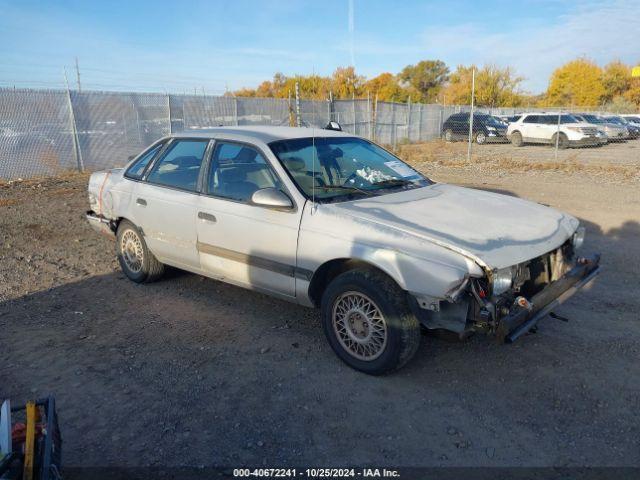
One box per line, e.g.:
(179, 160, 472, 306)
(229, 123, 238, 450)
(86, 210, 115, 238)
(496, 254, 601, 343)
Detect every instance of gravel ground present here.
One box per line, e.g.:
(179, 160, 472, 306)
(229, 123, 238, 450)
(1, 149, 639, 469)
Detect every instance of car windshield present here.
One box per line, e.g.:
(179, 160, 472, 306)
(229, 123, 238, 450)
(483, 115, 505, 127)
(558, 115, 578, 123)
(582, 115, 603, 123)
(269, 136, 431, 202)
(606, 116, 625, 124)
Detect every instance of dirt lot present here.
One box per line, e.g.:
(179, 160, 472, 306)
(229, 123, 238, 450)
(1, 140, 639, 470)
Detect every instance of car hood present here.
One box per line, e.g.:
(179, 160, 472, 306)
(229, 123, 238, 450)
(330, 184, 579, 270)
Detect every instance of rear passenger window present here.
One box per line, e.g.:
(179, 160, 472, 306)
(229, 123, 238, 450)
(146, 139, 208, 191)
(125, 143, 164, 179)
(523, 115, 539, 123)
(208, 142, 281, 202)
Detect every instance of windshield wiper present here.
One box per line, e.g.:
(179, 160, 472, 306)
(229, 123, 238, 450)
(319, 184, 373, 196)
(372, 178, 414, 188)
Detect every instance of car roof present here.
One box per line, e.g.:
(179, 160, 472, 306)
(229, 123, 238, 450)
(168, 125, 353, 144)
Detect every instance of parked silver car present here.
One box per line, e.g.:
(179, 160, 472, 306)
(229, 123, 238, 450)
(86, 126, 600, 374)
(574, 114, 629, 141)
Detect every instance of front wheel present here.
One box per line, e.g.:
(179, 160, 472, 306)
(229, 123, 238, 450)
(320, 268, 421, 375)
(116, 220, 165, 283)
(475, 132, 487, 144)
(443, 129, 454, 142)
(552, 132, 569, 149)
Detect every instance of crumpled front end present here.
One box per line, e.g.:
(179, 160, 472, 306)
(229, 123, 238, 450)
(414, 230, 601, 341)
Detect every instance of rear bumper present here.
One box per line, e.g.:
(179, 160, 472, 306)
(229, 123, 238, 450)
(496, 254, 601, 343)
(86, 210, 115, 238)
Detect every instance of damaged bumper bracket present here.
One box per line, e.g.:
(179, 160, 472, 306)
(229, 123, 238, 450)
(86, 210, 115, 238)
(497, 254, 601, 343)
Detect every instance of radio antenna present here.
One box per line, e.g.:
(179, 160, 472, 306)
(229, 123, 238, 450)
(311, 71, 317, 212)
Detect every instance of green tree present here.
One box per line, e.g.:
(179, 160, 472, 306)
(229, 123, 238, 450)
(398, 60, 449, 102)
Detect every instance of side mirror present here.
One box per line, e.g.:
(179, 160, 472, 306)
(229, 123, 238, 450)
(251, 188, 293, 210)
(324, 121, 342, 131)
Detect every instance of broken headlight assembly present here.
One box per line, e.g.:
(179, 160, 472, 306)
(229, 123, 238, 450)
(572, 226, 585, 250)
(492, 266, 514, 295)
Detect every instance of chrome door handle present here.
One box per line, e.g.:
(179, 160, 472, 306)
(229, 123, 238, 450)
(198, 212, 217, 223)
(136, 198, 147, 206)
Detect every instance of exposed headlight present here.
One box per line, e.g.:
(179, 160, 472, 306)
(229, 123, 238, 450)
(486, 126, 497, 131)
(492, 267, 514, 295)
(572, 226, 585, 250)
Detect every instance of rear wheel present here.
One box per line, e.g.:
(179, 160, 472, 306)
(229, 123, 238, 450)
(116, 220, 164, 283)
(552, 132, 569, 149)
(510, 131, 524, 147)
(320, 268, 421, 375)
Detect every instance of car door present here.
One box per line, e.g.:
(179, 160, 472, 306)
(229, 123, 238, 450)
(196, 140, 302, 298)
(454, 113, 469, 139)
(133, 138, 210, 269)
(539, 115, 560, 142)
(520, 115, 540, 141)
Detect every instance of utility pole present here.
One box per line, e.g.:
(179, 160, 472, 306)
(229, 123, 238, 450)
(75, 57, 81, 92)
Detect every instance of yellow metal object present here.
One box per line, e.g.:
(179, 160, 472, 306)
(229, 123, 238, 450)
(632, 66, 640, 78)
(23, 401, 36, 480)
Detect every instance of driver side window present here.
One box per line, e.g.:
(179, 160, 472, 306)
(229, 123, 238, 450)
(208, 142, 281, 202)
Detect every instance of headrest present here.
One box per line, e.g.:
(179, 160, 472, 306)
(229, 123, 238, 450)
(234, 147, 258, 163)
(283, 157, 306, 172)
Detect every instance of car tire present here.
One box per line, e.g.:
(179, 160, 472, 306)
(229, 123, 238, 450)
(475, 132, 487, 144)
(320, 268, 421, 375)
(444, 129, 454, 142)
(116, 220, 165, 283)
(552, 132, 569, 149)
(510, 131, 524, 147)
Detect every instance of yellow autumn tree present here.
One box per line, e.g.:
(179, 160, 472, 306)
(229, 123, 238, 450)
(602, 61, 632, 102)
(545, 58, 605, 106)
(440, 65, 524, 107)
(330, 66, 365, 98)
(363, 73, 411, 102)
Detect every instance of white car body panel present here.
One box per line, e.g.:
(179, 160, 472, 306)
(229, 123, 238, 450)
(87, 127, 579, 309)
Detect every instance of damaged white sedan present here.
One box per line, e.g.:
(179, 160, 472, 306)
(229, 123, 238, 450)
(86, 126, 600, 374)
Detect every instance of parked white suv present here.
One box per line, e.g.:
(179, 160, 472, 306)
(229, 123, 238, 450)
(507, 113, 601, 148)
(86, 126, 600, 374)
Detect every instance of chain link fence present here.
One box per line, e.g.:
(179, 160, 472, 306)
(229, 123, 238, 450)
(1, 87, 637, 179)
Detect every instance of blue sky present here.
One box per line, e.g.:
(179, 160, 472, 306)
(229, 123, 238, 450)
(1, 0, 639, 95)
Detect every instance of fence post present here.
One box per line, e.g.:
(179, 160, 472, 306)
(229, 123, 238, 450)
(63, 70, 84, 172)
(407, 97, 411, 142)
(294, 82, 301, 127)
(373, 94, 378, 142)
(234, 96, 239, 126)
(467, 67, 476, 162)
(418, 104, 423, 142)
(392, 101, 396, 149)
(167, 94, 172, 134)
(366, 91, 371, 140)
(352, 93, 357, 135)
